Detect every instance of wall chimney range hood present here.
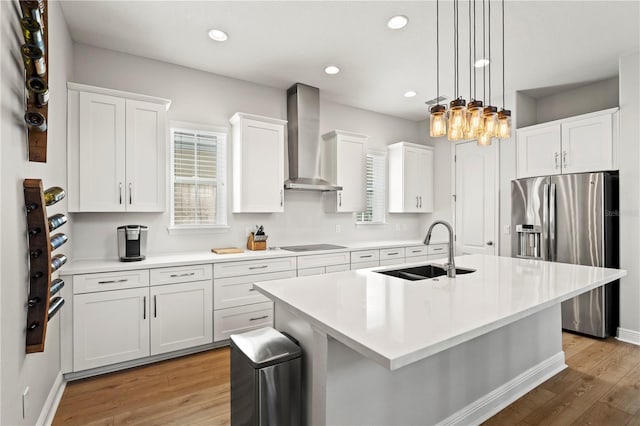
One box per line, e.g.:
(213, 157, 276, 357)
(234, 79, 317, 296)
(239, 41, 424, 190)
(284, 83, 342, 191)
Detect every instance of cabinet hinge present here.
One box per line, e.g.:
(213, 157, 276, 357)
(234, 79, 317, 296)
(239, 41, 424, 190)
(453, 194, 456, 202)
(454, 155, 457, 162)
(454, 235, 457, 242)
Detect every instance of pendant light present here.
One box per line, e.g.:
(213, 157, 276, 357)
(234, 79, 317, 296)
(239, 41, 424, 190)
(430, 0, 447, 137)
(448, 0, 467, 141)
(497, 0, 512, 139)
(480, 0, 498, 144)
(466, 0, 483, 139)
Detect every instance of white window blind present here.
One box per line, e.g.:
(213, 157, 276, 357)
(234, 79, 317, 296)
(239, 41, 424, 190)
(171, 127, 227, 227)
(356, 151, 386, 224)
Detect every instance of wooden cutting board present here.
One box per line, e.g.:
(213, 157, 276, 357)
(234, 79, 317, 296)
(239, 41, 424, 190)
(211, 247, 244, 254)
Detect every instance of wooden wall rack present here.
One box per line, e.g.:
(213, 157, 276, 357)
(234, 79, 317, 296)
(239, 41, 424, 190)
(22, 0, 49, 162)
(24, 178, 67, 353)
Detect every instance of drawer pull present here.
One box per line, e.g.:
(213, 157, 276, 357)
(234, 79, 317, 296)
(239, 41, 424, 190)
(432, 248, 444, 251)
(97, 279, 128, 284)
(411, 250, 421, 253)
(169, 272, 195, 278)
(387, 252, 399, 256)
(249, 265, 268, 270)
(143, 296, 146, 320)
(359, 255, 373, 259)
(249, 315, 269, 322)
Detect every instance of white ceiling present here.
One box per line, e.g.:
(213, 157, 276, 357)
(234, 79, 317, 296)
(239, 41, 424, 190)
(59, 1, 640, 122)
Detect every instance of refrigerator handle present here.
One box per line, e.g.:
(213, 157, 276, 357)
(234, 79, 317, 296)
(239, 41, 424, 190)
(543, 183, 549, 260)
(549, 183, 557, 261)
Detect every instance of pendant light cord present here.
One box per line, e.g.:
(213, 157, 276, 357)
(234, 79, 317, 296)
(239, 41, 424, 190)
(473, 0, 477, 100)
(437, 0, 440, 105)
(502, 0, 506, 108)
(482, 0, 486, 104)
(468, 0, 472, 100)
(454, 0, 458, 98)
(488, 0, 492, 104)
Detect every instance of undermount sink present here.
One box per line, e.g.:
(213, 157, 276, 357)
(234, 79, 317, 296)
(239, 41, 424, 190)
(376, 264, 476, 281)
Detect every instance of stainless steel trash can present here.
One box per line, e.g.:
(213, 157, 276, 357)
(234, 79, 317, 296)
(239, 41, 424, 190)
(230, 327, 302, 426)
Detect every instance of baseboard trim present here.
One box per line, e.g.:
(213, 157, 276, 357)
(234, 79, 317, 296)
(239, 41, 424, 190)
(616, 327, 640, 346)
(437, 351, 566, 426)
(37, 371, 66, 426)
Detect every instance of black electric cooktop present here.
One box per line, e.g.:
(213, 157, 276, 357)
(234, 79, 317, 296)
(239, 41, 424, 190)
(280, 244, 347, 252)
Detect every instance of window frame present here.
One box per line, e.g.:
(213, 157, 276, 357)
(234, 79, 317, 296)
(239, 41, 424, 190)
(168, 121, 229, 234)
(355, 149, 387, 225)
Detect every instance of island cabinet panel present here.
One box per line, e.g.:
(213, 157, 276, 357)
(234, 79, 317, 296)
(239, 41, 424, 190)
(230, 113, 286, 213)
(67, 84, 170, 212)
(73, 287, 150, 371)
(150, 280, 213, 355)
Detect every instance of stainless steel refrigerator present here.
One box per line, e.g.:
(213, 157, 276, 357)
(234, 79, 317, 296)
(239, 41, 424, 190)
(511, 172, 619, 338)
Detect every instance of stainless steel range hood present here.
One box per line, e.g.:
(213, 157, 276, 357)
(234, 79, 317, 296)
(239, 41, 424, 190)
(284, 83, 342, 191)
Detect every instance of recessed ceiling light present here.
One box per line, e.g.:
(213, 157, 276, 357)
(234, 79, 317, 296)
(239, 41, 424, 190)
(387, 15, 409, 30)
(404, 91, 417, 98)
(324, 65, 340, 75)
(474, 58, 490, 68)
(208, 29, 228, 42)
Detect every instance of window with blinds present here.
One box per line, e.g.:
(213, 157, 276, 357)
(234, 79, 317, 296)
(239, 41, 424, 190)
(171, 127, 227, 227)
(356, 151, 386, 224)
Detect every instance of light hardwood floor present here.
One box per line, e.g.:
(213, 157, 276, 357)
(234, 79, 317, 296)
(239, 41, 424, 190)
(53, 333, 640, 425)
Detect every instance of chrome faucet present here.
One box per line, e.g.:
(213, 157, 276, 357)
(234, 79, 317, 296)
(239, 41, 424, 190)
(424, 220, 456, 278)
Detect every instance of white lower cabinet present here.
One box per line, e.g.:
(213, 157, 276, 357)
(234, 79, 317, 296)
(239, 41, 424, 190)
(71, 265, 213, 372)
(73, 287, 150, 371)
(213, 258, 297, 342)
(214, 302, 274, 342)
(150, 280, 213, 356)
(297, 252, 350, 276)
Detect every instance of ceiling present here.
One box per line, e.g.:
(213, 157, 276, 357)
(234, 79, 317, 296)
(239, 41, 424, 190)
(59, 1, 640, 122)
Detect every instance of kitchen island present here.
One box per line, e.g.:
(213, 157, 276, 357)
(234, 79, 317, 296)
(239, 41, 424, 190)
(254, 254, 626, 425)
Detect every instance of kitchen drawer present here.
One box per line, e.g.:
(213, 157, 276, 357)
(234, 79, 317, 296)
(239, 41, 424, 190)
(405, 254, 429, 264)
(405, 245, 428, 257)
(214, 269, 295, 309)
(350, 250, 379, 263)
(297, 251, 350, 269)
(326, 264, 349, 273)
(73, 269, 149, 294)
(380, 247, 406, 261)
(214, 257, 297, 278)
(427, 244, 448, 256)
(214, 302, 273, 342)
(298, 267, 325, 277)
(150, 264, 212, 286)
(350, 260, 380, 270)
(380, 258, 406, 267)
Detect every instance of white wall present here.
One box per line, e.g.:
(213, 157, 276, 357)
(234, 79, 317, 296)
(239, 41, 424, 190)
(618, 51, 640, 340)
(1, 1, 73, 424)
(535, 77, 619, 124)
(70, 44, 427, 259)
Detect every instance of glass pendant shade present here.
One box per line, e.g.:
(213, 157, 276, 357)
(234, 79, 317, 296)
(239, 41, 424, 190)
(430, 104, 447, 137)
(482, 106, 499, 137)
(448, 98, 467, 140)
(497, 109, 512, 139)
(477, 129, 492, 146)
(465, 100, 484, 138)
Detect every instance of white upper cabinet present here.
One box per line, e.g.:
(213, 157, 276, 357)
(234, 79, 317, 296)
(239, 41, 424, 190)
(322, 130, 368, 212)
(230, 113, 286, 213)
(388, 142, 434, 213)
(67, 83, 170, 212)
(516, 108, 618, 178)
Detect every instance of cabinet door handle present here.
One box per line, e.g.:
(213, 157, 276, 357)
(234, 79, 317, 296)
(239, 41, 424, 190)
(338, 192, 342, 207)
(249, 315, 268, 322)
(280, 189, 284, 207)
(387, 252, 399, 256)
(432, 247, 444, 251)
(249, 265, 268, 270)
(169, 272, 195, 278)
(416, 196, 419, 208)
(153, 295, 157, 318)
(143, 296, 146, 320)
(554, 152, 559, 169)
(98, 279, 128, 284)
(359, 254, 373, 259)
(129, 182, 132, 205)
(419, 196, 422, 208)
(119, 183, 123, 204)
(562, 150, 567, 168)
(411, 250, 421, 253)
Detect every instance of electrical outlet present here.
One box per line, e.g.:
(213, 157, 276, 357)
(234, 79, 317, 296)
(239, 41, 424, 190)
(335, 224, 341, 233)
(22, 387, 29, 419)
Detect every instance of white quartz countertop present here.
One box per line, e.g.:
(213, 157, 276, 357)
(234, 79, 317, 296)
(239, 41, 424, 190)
(254, 254, 626, 370)
(59, 239, 445, 275)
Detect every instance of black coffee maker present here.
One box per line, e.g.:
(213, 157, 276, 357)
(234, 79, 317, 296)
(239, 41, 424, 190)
(117, 225, 148, 261)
